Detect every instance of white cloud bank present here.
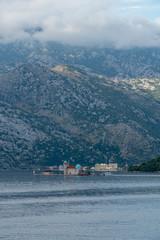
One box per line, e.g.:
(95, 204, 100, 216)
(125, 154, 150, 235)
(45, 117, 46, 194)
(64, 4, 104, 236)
(0, 0, 160, 48)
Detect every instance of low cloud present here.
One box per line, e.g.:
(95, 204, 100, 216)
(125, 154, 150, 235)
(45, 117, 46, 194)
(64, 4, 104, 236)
(0, 0, 160, 48)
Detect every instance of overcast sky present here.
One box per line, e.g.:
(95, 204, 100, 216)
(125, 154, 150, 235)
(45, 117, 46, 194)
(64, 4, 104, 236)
(0, 0, 160, 48)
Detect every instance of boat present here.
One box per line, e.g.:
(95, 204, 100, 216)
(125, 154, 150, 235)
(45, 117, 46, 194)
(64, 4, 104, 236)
(78, 170, 91, 176)
(101, 171, 112, 176)
(42, 169, 53, 176)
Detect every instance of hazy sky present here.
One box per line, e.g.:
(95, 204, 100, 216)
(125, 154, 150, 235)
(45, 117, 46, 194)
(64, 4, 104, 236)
(0, 0, 160, 48)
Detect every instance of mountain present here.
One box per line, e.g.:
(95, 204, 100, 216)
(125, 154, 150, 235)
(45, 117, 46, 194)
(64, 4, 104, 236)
(0, 63, 160, 169)
(1, 40, 160, 79)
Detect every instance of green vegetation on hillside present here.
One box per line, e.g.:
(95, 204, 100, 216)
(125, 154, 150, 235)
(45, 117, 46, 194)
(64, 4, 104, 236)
(128, 156, 160, 172)
(1, 63, 160, 169)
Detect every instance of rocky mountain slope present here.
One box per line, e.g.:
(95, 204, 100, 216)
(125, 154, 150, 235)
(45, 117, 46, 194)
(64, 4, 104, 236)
(1, 40, 160, 79)
(0, 63, 160, 169)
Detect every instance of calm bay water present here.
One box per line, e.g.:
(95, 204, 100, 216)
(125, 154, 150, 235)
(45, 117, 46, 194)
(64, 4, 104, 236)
(0, 172, 160, 240)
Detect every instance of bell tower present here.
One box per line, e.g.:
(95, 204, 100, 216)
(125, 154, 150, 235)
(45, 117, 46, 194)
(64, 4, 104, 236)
(63, 161, 68, 176)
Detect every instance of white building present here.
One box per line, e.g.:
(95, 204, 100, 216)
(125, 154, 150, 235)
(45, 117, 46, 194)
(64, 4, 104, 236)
(94, 163, 118, 171)
(63, 162, 82, 176)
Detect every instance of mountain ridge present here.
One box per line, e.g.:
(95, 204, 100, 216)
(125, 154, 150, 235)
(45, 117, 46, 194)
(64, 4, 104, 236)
(1, 40, 160, 79)
(0, 63, 160, 169)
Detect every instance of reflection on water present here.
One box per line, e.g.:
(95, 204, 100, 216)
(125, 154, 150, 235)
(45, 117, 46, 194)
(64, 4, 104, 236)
(0, 172, 160, 240)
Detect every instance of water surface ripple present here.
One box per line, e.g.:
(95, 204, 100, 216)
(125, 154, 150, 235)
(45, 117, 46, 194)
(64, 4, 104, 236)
(0, 172, 160, 240)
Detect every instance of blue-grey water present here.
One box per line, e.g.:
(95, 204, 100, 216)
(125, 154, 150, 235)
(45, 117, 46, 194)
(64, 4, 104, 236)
(1, 172, 160, 240)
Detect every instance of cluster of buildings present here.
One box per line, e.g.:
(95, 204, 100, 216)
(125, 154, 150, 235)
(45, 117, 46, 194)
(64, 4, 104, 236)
(34, 161, 119, 176)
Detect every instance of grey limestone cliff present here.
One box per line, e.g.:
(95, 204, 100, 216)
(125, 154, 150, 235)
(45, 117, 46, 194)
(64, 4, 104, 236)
(0, 63, 160, 169)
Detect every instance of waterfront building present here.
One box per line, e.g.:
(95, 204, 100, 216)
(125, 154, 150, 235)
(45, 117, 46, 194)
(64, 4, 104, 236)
(94, 163, 118, 171)
(63, 162, 82, 176)
(59, 165, 64, 171)
(63, 162, 90, 176)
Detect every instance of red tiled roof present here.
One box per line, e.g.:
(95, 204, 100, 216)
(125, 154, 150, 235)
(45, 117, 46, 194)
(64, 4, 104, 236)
(67, 166, 75, 169)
